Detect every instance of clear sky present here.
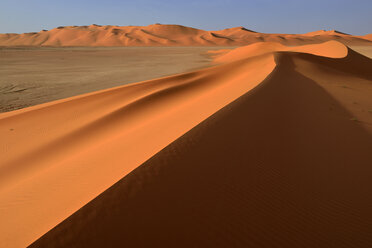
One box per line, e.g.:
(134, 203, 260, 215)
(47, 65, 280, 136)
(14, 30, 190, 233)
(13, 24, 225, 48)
(1, 0, 371, 35)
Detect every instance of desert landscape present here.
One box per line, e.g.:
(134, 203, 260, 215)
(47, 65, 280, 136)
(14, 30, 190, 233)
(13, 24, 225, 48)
(1, 24, 372, 113)
(0, 46, 217, 112)
(1, 19, 372, 248)
(1, 24, 372, 47)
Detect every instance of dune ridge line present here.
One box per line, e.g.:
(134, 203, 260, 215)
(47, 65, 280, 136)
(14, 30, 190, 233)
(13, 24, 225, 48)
(30, 40, 372, 247)
(1, 24, 371, 47)
(1, 41, 371, 247)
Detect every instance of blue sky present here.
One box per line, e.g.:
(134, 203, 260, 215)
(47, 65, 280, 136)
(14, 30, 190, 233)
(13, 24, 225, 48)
(1, 0, 371, 35)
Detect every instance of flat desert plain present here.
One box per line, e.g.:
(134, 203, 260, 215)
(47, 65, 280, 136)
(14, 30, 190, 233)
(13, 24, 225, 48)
(0, 47, 220, 112)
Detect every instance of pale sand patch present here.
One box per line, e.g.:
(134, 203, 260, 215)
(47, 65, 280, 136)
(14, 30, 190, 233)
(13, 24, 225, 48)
(0, 46, 232, 112)
(350, 46, 372, 58)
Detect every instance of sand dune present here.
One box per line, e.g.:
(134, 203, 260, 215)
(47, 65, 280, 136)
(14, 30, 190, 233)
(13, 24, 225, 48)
(362, 33, 372, 41)
(31, 48, 372, 248)
(1, 41, 372, 247)
(0, 44, 275, 248)
(0, 24, 371, 47)
(211, 40, 348, 63)
(350, 45, 372, 59)
(303, 29, 349, 36)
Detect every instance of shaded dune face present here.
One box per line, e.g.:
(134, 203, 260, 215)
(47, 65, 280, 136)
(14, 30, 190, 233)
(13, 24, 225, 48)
(0, 45, 276, 248)
(1, 41, 372, 247)
(0, 24, 371, 47)
(32, 80, 372, 247)
(24, 42, 372, 247)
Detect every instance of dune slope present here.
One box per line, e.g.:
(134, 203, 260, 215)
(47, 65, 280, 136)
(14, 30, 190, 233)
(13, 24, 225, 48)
(0, 45, 275, 248)
(0, 24, 371, 47)
(213, 40, 348, 63)
(1, 41, 372, 247)
(30, 42, 372, 248)
(362, 33, 372, 41)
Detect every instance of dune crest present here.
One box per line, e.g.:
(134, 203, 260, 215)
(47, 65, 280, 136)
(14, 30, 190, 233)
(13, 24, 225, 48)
(362, 33, 372, 41)
(0, 24, 371, 47)
(303, 29, 349, 36)
(1, 41, 372, 247)
(213, 40, 349, 63)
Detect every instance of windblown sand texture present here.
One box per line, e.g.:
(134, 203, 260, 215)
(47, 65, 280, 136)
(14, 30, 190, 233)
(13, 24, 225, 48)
(0, 24, 371, 47)
(1, 40, 372, 247)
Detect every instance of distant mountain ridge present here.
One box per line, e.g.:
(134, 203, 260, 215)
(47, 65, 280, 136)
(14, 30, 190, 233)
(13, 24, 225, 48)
(0, 24, 371, 47)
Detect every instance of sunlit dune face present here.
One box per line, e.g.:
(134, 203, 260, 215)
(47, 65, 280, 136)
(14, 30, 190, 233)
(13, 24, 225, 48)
(213, 40, 349, 63)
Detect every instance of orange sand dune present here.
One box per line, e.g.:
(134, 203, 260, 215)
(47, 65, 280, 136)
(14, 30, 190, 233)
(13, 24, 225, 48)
(212, 40, 348, 63)
(303, 29, 349, 36)
(30, 41, 372, 248)
(0, 24, 371, 47)
(0, 44, 275, 248)
(1, 41, 372, 247)
(362, 33, 372, 41)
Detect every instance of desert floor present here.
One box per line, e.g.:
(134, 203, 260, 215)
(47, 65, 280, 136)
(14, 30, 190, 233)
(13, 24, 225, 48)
(0, 47, 231, 112)
(1, 42, 372, 248)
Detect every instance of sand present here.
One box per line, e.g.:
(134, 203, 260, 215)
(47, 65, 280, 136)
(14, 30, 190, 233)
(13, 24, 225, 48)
(0, 46, 220, 112)
(1, 24, 371, 47)
(362, 33, 372, 41)
(1, 41, 372, 247)
(350, 46, 372, 59)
